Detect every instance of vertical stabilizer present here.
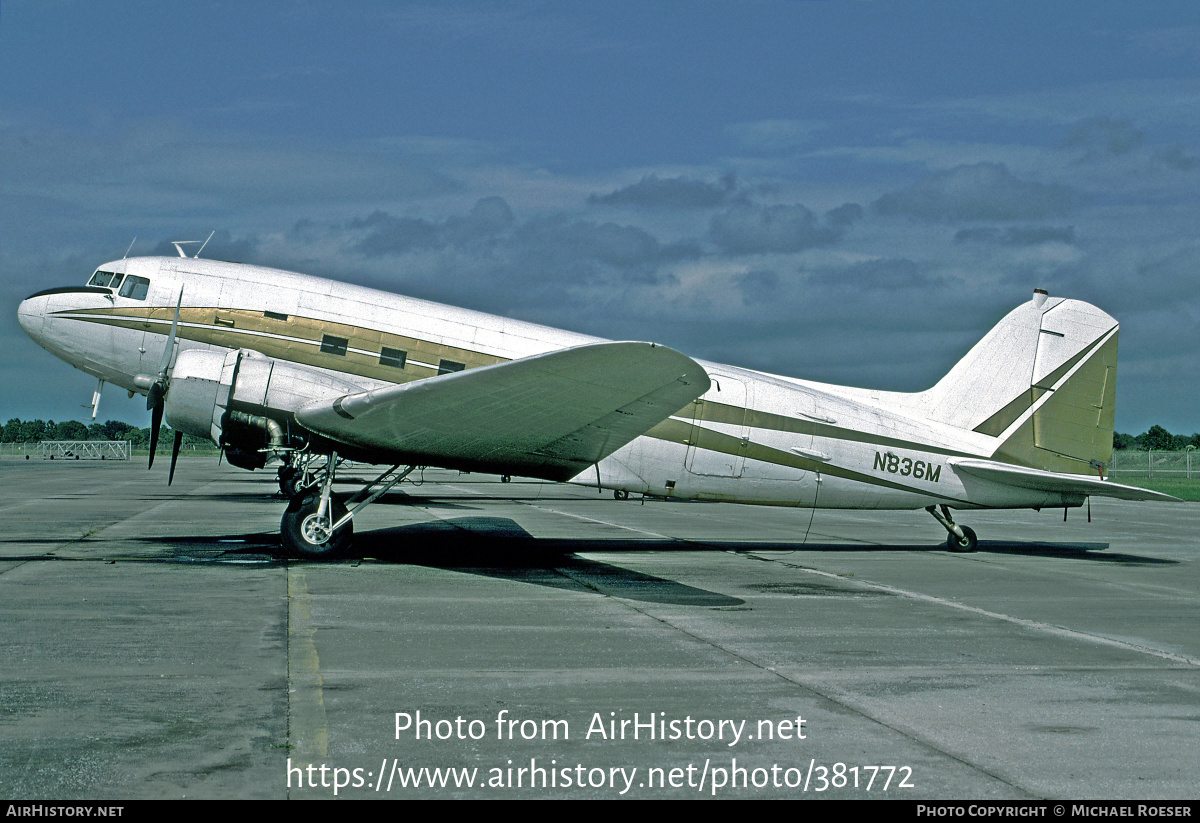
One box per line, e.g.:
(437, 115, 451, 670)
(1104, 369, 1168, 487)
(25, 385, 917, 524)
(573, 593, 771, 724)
(916, 291, 1118, 474)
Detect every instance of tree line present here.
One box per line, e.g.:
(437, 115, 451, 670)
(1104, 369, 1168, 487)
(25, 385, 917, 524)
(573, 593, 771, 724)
(2, 418, 211, 448)
(3, 416, 1197, 451)
(1112, 425, 1200, 451)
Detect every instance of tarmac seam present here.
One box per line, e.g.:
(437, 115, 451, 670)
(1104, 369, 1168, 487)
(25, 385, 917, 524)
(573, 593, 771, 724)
(744, 552, 1200, 669)
(287, 563, 330, 794)
(549, 562, 1035, 798)
(520, 501, 1200, 669)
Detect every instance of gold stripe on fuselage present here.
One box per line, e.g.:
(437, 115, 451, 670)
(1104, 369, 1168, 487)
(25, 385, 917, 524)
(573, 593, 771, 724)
(58, 306, 506, 385)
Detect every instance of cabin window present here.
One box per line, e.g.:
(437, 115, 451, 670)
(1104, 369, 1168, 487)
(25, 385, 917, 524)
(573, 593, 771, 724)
(438, 359, 465, 375)
(379, 347, 407, 369)
(320, 334, 349, 356)
(264, 310, 288, 321)
(117, 275, 150, 300)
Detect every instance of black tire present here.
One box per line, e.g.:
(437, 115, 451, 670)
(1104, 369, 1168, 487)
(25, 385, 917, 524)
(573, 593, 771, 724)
(278, 467, 306, 500)
(501, 475, 511, 483)
(946, 524, 978, 553)
(281, 493, 353, 559)
(613, 489, 630, 501)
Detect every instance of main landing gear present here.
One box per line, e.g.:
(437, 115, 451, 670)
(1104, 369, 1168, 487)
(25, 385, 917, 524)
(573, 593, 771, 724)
(277, 451, 415, 558)
(926, 504, 978, 553)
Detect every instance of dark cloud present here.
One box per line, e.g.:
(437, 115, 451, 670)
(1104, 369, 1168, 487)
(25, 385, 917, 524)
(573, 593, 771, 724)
(709, 202, 856, 254)
(805, 257, 940, 291)
(351, 196, 516, 256)
(954, 225, 1076, 246)
(1064, 116, 1144, 158)
(1156, 146, 1200, 171)
(824, 202, 864, 227)
(733, 269, 780, 305)
(511, 215, 698, 287)
(872, 163, 1080, 222)
(588, 173, 738, 208)
(330, 201, 702, 324)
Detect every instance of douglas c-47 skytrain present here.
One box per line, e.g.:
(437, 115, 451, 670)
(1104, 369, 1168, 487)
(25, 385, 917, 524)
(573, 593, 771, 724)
(17, 252, 1177, 557)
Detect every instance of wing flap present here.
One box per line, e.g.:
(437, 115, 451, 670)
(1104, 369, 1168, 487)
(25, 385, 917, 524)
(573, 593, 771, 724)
(950, 458, 1181, 502)
(296, 341, 709, 480)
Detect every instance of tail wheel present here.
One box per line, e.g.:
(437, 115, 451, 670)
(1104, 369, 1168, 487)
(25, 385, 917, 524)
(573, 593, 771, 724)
(946, 525, 978, 553)
(281, 494, 353, 558)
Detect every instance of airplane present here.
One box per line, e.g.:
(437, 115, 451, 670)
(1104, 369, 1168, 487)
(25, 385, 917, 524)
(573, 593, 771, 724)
(16, 252, 1178, 558)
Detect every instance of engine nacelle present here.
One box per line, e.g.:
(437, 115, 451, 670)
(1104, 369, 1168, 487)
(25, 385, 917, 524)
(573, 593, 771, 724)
(162, 350, 225, 441)
(163, 347, 366, 465)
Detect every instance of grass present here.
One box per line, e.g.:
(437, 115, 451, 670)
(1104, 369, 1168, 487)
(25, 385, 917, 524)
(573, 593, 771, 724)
(1107, 475, 1200, 502)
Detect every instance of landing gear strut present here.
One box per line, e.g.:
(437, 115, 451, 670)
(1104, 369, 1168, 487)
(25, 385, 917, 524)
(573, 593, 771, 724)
(278, 451, 415, 558)
(926, 504, 978, 552)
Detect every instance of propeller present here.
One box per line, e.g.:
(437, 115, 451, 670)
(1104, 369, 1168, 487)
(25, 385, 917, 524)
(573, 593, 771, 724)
(168, 430, 183, 486)
(147, 289, 184, 471)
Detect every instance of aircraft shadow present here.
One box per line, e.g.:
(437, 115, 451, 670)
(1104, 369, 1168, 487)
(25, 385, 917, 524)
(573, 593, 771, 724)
(349, 518, 745, 607)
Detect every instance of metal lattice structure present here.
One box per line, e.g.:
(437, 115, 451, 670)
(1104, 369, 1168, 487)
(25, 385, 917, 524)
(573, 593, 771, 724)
(38, 440, 132, 460)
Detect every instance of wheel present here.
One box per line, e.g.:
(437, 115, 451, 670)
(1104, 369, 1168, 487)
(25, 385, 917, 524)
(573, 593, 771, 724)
(946, 525, 978, 553)
(500, 475, 511, 483)
(278, 466, 306, 500)
(613, 489, 630, 500)
(281, 493, 353, 558)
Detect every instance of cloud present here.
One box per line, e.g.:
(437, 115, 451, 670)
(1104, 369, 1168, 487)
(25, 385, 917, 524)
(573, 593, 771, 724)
(805, 257, 941, 291)
(1124, 26, 1200, 60)
(709, 202, 859, 254)
(872, 163, 1080, 222)
(954, 225, 1076, 246)
(733, 269, 780, 305)
(724, 119, 824, 153)
(1063, 116, 1144, 158)
(1156, 146, 1200, 171)
(588, 173, 737, 208)
(350, 197, 516, 257)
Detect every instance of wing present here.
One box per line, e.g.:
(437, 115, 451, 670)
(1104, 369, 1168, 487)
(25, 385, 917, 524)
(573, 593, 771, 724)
(296, 341, 709, 481)
(950, 457, 1181, 503)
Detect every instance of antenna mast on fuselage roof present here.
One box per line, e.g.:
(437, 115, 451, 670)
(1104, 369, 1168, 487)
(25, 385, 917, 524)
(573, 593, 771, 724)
(171, 230, 216, 259)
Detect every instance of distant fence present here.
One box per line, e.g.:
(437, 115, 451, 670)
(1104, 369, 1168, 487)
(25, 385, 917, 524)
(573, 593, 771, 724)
(1108, 449, 1196, 480)
(37, 441, 132, 460)
(0, 443, 36, 459)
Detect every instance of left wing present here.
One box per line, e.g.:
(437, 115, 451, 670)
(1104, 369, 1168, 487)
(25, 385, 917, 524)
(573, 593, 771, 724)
(950, 457, 1181, 502)
(296, 341, 709, 480)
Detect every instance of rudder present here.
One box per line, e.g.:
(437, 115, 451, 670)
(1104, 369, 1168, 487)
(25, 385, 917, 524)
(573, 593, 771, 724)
(916, 290, 1118, 474)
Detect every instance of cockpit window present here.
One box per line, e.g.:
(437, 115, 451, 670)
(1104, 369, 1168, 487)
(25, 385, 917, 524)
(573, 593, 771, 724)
(118, 275, 150, 300)
(88, 270, 124, 289)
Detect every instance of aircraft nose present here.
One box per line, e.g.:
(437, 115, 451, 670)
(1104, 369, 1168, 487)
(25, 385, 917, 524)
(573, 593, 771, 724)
(17, 293, 48, 340)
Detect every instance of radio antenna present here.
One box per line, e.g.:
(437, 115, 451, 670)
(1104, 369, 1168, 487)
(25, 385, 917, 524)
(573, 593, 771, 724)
(194, 230, 215, 258)
(122, 236, 137, 259)
(171, 230, 217, 258)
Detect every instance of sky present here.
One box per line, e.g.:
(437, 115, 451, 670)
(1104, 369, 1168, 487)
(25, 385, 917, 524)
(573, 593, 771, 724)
(2, 1, 1198, 435)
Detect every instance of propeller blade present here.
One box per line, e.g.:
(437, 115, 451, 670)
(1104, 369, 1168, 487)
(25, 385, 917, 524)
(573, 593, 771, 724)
(168, 430, 183, 486)
(148, 401, 164, 469)
(156, 288, 184, 378)
(145, 380, 163, 412)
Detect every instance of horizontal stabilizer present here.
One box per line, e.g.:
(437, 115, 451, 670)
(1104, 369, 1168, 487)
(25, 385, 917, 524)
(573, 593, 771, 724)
(297, 341, 709, 481)
(950, 458, 1181, 503)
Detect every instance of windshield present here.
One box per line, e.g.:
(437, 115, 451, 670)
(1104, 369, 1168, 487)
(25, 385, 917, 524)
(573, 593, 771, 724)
(87, 270, 125, 289)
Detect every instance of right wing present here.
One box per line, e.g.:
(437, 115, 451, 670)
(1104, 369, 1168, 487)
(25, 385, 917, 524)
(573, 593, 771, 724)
(296, 341, 709, 480)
